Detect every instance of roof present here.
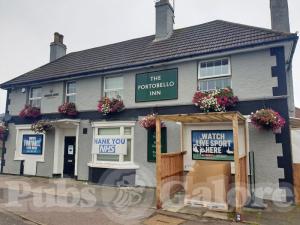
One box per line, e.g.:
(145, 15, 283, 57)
(1, 20, 298, 88)
(296, 107, 300, 118)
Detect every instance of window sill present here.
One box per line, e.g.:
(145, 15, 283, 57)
(87, 162, 140, 170)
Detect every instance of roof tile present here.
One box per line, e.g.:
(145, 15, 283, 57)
(1, 20, 297, 88)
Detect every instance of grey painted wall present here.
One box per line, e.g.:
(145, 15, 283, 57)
(7, 48, 280, 115)
(36, 129, 55, 177)
(76, 77, 102, 112)
(8, 88, 27, 116)
(41, 82, 64, 114)
(77, 120, 93, 180)
(3, 123, 21, 174)
(231, 50, 277, 100)
(249, 124, 285, 201)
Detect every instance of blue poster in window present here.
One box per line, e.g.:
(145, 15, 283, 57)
(192, 130, 234, 161)
(22, 134, 43, 155)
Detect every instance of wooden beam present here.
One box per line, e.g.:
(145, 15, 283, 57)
(156, 118, 162, 209)
(244, 120, 249, 187)
(232, 114, 241, 213)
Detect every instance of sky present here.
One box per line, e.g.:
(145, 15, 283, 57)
(0, 0, 299, 113)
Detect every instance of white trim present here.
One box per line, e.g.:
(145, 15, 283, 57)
(14, 128, 46, 163)
(29, 87, 42, 108)
(92, 121, 136, 127)
(65, 81, 77, 103)
(103, 75, 124, 99)
(87, 162, 139, 169)
(90, 121, 136, 167)
(198, 57, 231, 79)
(75, 124, 80, 176)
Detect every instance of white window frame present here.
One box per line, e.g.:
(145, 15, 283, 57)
(29, 87, 42, 108)
(198, 57, 232, 91)
(198, 57, 231, 80)
(104, 76, 124, 99)
(89, 121, 139, 169)
(65, 81, 77, 103)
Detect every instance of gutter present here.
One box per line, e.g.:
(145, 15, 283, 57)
(1, 35, 298, 89)
(287, 34, 299, 71)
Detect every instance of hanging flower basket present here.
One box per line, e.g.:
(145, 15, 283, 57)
(97, 97, 125, 116)
(192, 88, 239, 112)
(0, 126, 9, 141)
(31, 120, 54, 134)
(58, 102, 78, 116)
(19, 105, 41, 119)
(139, 114, 165, 130)
(250, 109, 286, 134)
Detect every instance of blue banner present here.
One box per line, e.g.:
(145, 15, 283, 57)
(192, 130, 234, 161)
(22, 134, 44, 155)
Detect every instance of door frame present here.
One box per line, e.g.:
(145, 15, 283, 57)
(52, 121, 80, 178)
(63, 136, 76, 177)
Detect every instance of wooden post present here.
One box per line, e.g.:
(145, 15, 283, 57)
(156, 117, 162, 209)
(232, 114, 241, 213)
(244, 120, 249, 190)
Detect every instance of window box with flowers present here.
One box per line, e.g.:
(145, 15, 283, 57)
(31, 120, 54, 134)
(192, 88, 238, 112)
(139, 114, 167, 162)
(19, 105, 41, 119)
(0, 126, 9, 141)
(97, 97, 125, 116)
(58, 102, 78, 116)
(250, 109, 286, 134)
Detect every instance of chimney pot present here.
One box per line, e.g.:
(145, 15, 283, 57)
(50, 32, 67, 62)
(155, 0, 174, 41)
(270, 0, 290, 33)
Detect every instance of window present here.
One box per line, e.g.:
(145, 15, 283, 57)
(198, 58, 231, 91)
(104, 76, 123, 99)
(29, 87, 42, 108)
(66, 81, 76, 103)
(92, 123, 134, 164)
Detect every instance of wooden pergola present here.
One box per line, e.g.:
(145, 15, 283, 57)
(155, 112, 249, 213)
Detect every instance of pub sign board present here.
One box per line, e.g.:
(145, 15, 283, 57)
(135, 68, 178, 102)
(147, 128, 167, 162)
(192, 130, 234, 161)
(22, 134, 44, 155)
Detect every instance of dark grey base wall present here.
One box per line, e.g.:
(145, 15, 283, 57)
(88, 168, 136, 186)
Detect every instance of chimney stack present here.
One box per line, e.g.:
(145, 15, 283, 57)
(270, 0, 290, 33)
(50, 32, 67, 62)
(155, 0, 174, 41)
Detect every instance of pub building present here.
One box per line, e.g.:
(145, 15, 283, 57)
(1, 0, 300, 211)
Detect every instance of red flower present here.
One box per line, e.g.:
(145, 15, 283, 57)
(139, 114, 165, 129)
(192, 88, 238, 112)
(19, 105, 41, 119)
(250, 109, 285, 133)
(97, 97, 125, 115)
(58, 103, 78, 116)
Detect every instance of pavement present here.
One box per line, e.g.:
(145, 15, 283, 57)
(0, 175, 299, 225)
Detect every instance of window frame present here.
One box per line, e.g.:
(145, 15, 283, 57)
(198, 57, 231, 80)
(29, 87, 42, 108)
(91, 122, 135, 167)
(197, 57, 232, 91)
(65, 81, 77, 103)
(103, 76, 124, 99)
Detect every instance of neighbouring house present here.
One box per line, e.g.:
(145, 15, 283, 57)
(296, 107, 300, 118)
(0, 0, 298, 204)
